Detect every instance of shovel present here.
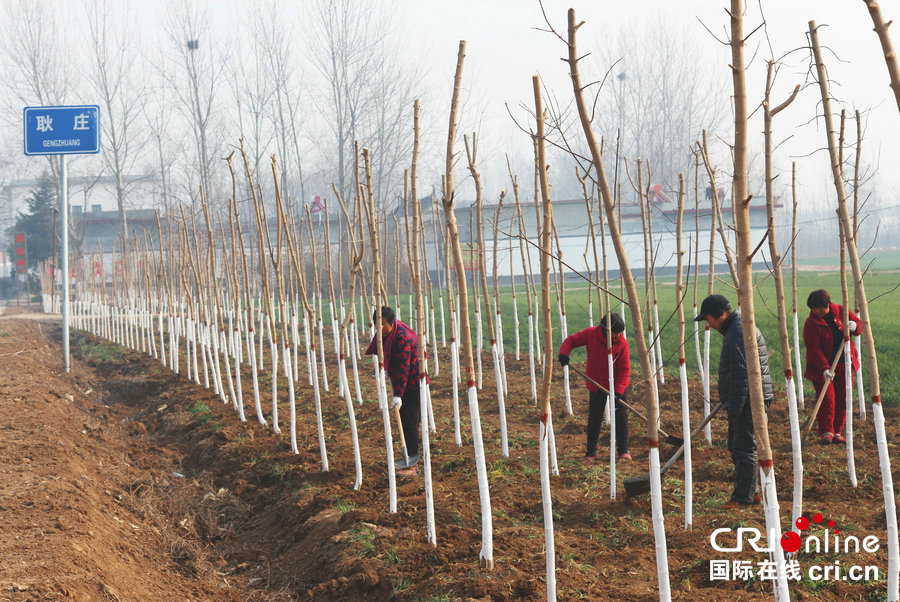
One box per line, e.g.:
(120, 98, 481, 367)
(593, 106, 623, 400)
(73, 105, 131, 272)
(623, 401, 723, 498)
(567, 364, 683, 446)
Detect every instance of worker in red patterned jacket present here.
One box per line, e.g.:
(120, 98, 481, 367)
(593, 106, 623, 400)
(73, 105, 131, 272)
(557, 312, 631, 462)
(803, 289, 862, 445)
(366, 306, 421, 469)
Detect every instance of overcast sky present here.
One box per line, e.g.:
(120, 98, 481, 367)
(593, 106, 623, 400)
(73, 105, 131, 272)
(6, 0, 900, 213)
(408, 0, 898, 196)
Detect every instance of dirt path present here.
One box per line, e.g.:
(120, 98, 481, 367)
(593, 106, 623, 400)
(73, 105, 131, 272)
(0, 311, 896, 600)
(0, 317, 242, 600)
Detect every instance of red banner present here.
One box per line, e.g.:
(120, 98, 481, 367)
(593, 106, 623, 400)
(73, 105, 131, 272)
(13, 232, 27, 273)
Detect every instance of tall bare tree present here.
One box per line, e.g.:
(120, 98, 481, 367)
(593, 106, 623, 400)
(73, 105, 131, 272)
(84, 0, 147, 241)
(0, 0, 74, 178)
(307, 0, 420, 208)
(162, 0, 229, 209)
(258, 0, 307, 208)
(227, 4, 275, 188)
(595, 20, 729, 193)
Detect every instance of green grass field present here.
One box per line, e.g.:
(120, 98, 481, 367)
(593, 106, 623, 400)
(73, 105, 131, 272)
(403, 258, 900, 404)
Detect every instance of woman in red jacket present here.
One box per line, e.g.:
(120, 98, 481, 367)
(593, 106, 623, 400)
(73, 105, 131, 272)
(803, 289, 862, 444)
(558, 313, 631, 462)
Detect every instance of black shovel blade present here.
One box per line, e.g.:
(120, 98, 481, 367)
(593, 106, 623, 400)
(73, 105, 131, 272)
(624, 473, 653, 498)
(666, 434, 685, 447)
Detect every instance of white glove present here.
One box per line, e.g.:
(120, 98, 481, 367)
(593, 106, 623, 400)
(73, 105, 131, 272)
(823, 369, 834, 381)
(849, 321, 857, 334)
(391, 396, 402, 410)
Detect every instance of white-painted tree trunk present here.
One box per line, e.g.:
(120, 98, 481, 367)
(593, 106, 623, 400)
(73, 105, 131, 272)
(317, 302, 329, 392)
(451, 339, 462, 446)
(248, 326, 265, 425)
(855, 333, 865, 419)
(540, 418, 557, 602)
(467, 385, 493, 566)
(376, 359, 398, 513)
(784, 374, 803, 533)
(760, 469, 790, 601)
(439, 294, 446, 347)
(283, 346, 298, 454)
(872, 401, 899, 600)
(527, 314, 537, 403)
(339, 355, 362, 490)
(492, 343, 509, 458)
(421, 376, 436, 544)
(793, 310, 804, 409)
(703, 328, 712, 444)
(561, 313, 572, 416)
(609, 353, 617, 499)
(844, 340, 857, 486)
(647, 447, 671, 600)
(679, 360, 692, 528)
(513, 296, 521, 360)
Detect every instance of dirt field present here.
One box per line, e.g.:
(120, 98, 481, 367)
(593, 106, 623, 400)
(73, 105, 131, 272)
(0, 311, 896, 600)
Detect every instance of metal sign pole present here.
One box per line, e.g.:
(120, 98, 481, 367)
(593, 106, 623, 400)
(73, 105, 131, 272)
(61, 154, 69, 372)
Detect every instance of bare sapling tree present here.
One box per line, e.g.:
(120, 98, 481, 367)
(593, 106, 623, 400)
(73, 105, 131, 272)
(852, 111, 866, 420)
(674, 174, 692, 530)
(550, 214, 573, 417)
(407, 99, 436, 543)
(697, 132, 739, 287)
(565, 9, 670, 598)
(509, 168, 538, 402)
(809, 21, 897, 599)
(730, 4, 789, 597)
(227, 152, 267, 426)
(440, 41, 493, 569)
(271, 158, 300, 455)
(202, 201, 241, 424)
(361, 146, 400, 512)
(504, 207, 522, 359)
(463, 132, 509, 458)
(790, 163, 804, 410)
(691, 153, 705, 397)
(224, 202, 245, 421)
(242, 143, 281, 433)
(578, 164, 619, 495)
(466, 133, 510, 458)
(762, 61, 803, 532)
(632, 160, 661, 395)
(332, 183, 364, 490)
(839, 228, 858, 486)
(491, 195, 509, 396)
(532, 74, 557, 602)
(441, 208, 462, 445)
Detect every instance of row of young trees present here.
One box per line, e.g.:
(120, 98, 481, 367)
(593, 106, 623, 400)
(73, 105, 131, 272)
(32, 1, 900, 600)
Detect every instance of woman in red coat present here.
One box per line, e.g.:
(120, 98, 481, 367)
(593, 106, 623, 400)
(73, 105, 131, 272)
(803, 289, 862, 444)
(558, 313, 631, 462)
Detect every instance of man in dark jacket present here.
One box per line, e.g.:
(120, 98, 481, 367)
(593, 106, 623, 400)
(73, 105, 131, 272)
(365, 306, 420, 470)
(696, 294, 775, 508)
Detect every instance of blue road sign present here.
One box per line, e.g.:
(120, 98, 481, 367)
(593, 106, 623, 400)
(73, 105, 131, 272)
(23, 105, 100, 156)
